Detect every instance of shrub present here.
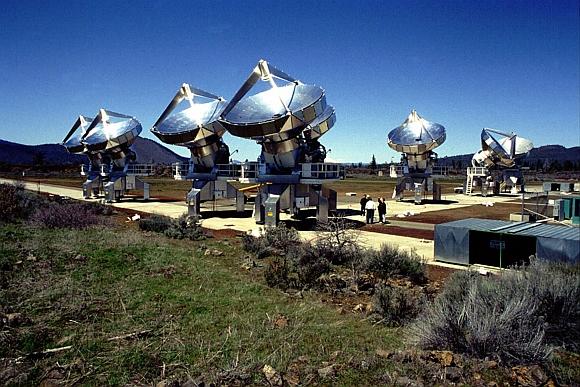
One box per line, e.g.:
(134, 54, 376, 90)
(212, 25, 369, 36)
(263, 224, 301, 251)
(314, 216, 360, 265)
(242, 224, 300, 258)
(373, 285, 425, 326)
(294, 246, 331, 288)
(0, 183, 42, 222)
(163, 214, 205, 241)
(30, 202, 104, 229)
(241, 233, 270, 259)
(139, 215, 173, 233)
(264, 257, 293, 290)
(411, 259, 580, 365)
(365, 243, 426, 283)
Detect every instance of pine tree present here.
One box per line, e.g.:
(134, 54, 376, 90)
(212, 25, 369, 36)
(370, 154, 377, 170)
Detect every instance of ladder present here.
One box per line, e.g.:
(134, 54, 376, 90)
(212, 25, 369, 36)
(466, 174, 473, 195)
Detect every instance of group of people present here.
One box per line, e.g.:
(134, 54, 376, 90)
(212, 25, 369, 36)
(359, 194, 388, 224)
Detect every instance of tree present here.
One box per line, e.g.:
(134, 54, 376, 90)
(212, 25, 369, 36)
(369, 154, 377, 170)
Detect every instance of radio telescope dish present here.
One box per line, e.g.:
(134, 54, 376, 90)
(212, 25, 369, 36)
(62, 115, 94, 154)
(82, 109, 142, 152)
(151, 84, 227, 147)
(473, 128, 533, 168)
(387, 110, 446, 155)
(220, 60, 332, 141)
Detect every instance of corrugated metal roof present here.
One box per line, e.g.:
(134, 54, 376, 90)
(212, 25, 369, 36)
(438, 218, 580, 241)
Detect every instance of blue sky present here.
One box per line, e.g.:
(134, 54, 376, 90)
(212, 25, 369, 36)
(0, 0, 578, 162)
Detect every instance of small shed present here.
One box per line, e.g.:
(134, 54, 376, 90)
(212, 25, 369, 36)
(434, 218, 579, 267)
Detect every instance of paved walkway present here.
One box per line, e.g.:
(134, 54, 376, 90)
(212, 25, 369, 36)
(2, 178, 438, 260)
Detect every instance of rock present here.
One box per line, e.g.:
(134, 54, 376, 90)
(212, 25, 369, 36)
(329, 350, 342, 361)
(445, 366, 463, 382)
(204, 249, 224, 256)
(317, 364, 336, 378)
(353, 303, 365, 312)
(429, 350, 454, 367)
(272, 314, 288, 329)
(395, 376, 424, 386)
(510, 365, 548, 386)
(375, 349, 392, 358)
(262, 364, 282, 386)
(473, 360, 498, 372)
(39, 369, 64, 387)
(5, 312, 29, 327)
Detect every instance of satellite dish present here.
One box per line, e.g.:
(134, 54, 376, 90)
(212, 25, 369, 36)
(220, 60, 334, 141)
(387, 110, 446, 155)
(151, 84, 227, 147)
(62, 115, 94, 154)
(219, 59, 336, 170)
(82, 109, 142, 152)
(473, 128, 533, 168)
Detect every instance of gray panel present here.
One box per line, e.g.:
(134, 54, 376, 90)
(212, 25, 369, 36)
(434, 223, 470, 265)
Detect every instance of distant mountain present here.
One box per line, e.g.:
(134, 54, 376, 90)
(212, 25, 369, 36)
(438, 145, 580, 168)
(0, 137, 188, 166)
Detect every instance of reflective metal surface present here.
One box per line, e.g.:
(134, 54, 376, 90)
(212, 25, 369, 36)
(387, 110, 446, 154)
(473, 128, 533, 168)
(151, 84, 227, 147)
(82, 109, 142, 152)
(62, 115, 93, 154)
(219, 60, 335, 170)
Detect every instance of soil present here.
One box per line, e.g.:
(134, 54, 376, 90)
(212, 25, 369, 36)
(394, 202, 523, 224)
(361, 224, 434, 240)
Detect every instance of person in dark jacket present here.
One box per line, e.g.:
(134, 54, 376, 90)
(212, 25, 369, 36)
(360, 194, 368, 215)
(378, 197, 387, 224)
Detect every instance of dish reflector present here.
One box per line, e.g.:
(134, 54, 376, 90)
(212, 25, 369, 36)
(219, 60, 334, 141)
(82, 109, 142, 152)
(151, 84, 227, 147)
(62, 115, 93, 154)
(387, 110, 446, 155)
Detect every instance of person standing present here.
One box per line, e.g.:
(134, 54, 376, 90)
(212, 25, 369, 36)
(378, 197, 387, 224)
(365, 196, 376, 224)
(360, 194, 368, 216)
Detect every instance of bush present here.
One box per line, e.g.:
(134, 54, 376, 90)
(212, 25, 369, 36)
(242, 224, 300, 258)
(263, 224, 300, 251)
(264, 257, 293, 290)
(30, 202, 104, 229)
(139, 214, 205, 241)
(412, 259, 580, 365)
(163, 214, 205, 241)
(139, 215, 173, 233)
(373, 285, 425, 326)
(294, 246, 331, 288)
(0, 183, 43, 222)
(241, 233, 270, 259)
(314, 217, 360, 265)
(365, 243, 426, 283)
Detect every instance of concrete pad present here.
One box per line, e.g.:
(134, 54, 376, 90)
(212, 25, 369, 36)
(2, 178, 435, 260)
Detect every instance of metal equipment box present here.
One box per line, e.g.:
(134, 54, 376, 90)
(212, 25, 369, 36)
(264, 195, 280, 227)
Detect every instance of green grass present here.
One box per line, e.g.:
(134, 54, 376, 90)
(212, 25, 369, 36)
(0, 223, 402, 385)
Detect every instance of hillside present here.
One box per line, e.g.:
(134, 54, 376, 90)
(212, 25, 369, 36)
(438, 144, 580, 168)
(0, 137, 187, 166)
